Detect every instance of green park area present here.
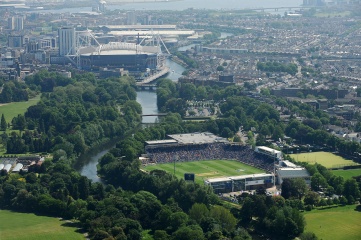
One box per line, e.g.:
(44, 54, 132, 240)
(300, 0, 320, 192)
(304, 205, 361, 240)
(290, 151, 359, 169)
(332, 169, 361, 180)
(142, 160, 264, 184)
(0, 94, 41, 122)
(0, 210, 84, 240)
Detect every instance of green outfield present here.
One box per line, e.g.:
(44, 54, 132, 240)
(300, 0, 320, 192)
(0, 210, 84, 240)
(332, 169, 361, 180)
(290, 151, 359, 169)
(0, 94, 41, 122)
(304, 205, 361, 240)
(142, 160, 265, 184)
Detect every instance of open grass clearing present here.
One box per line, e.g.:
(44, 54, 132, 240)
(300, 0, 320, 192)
(290, 151, 359, 169)
(0, 210, 84, 240)
(142, 160, 264, 184)
(332, 168, 361, 180)
(0, 94, 41, 122)
(304, 205, 361, 240)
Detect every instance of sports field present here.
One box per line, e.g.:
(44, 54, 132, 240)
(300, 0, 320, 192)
(142, 160, 265, 184)
(0, 210, 84, 240)
(332, 169, 361, 180)
(304, 205, 361, 240)
(289, 151, 359, 169)
(0, 94, 41, 122)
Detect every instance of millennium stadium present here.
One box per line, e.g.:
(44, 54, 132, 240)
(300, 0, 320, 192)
(54, 28, 167, 74)
(79, 42, 160, 72)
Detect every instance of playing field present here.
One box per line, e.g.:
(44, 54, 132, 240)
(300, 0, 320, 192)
(0, 210, 84, 240)
(0, 94, 41, 122)
(304, 205, 361, 240)
(332, 169, 361, 180)
(289, 151, 359, 169)
(142, 160, 265, 184)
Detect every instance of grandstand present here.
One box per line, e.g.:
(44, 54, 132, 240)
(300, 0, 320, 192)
(255, 146, 282, 159)
(205, 173, 274, 193)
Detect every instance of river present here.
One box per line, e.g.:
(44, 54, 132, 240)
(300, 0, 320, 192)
(76, 59, 185, 181)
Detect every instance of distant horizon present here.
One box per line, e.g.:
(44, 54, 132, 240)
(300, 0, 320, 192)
(106, 0, 303, 11)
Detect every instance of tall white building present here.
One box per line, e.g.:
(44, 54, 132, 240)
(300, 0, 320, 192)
(8, 16, 24, 31)
(126, 11, 137, 25)
(58, 27, 75, 56)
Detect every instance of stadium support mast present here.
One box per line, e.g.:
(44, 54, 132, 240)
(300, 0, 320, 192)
(273, 150, 276, 188)
(70, 29, 100, 69)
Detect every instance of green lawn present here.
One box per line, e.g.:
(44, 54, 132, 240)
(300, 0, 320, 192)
(0, 94, 41, 122)
(304, 205, 361, 240)
(142, 160, 264, 184)
(0, 210, 84, 240)
(332, 169, 361, 180)
(290, 151, 359, 169)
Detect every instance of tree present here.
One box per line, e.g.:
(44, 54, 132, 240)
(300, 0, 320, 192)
(311, 173, 328, 191)
(180, 83, 196, 100)
(172, 225, 205, 240)
(216, 66, 224, 71)
(318, 198, 327, 208)
(343, 179, 360, 200)
(0, 114, 6, 131)
(304, 191, 320, 206)
(154, 230, 170, 240)
(299, 232, 318, 240)
(189, 203, 209, 223)
(210, 205, 237, 232)
(281, 178, 308, 200)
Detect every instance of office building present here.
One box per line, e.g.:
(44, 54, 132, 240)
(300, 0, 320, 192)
(58, 27, 76, 56)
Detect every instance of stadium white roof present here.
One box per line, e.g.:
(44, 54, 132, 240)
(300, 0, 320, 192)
(205, 173, 273, 183)
(168, 132, 228, 145)
(145, 139, 178, 145)
(279, 160, 298, 168)
(109, 30, 195, 36)
(102, 25, 177, 30)
(256, 146, 282, 155)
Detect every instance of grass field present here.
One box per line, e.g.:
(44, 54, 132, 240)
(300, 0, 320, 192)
(142, 160, 264, 184)
(0, 210, 84, 240)
(0, 94, 41, 122)
(304, 205, 361, 240)
(332, 169, 361, 180)
(290, 151, 358, 169)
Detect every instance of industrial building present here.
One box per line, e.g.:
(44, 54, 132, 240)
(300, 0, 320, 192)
(276, 160, 311, 185)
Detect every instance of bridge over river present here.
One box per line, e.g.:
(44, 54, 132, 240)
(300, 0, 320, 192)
(136, 67, 170, 86)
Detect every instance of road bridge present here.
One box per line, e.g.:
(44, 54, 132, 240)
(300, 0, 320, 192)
(136, 67, 170, 86)
(142, 113, 167, 117)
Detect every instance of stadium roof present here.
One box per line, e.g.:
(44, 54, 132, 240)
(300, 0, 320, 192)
(145, 140, 178, 145)
(168, 132, 228, 145)
(81, 50, 157, 56)
(109, 30, 195, 36)
(277, 168, 310, 178)
(205, 173, 273, 183)
(101, 25, 177, 30)
(279, 160, 298, 168)
(256, 146, 282, 155)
